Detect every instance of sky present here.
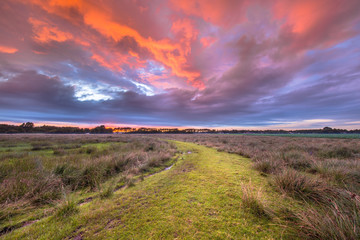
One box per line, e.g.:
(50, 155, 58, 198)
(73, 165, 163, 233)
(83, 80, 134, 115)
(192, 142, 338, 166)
(0, 0, 360, 129)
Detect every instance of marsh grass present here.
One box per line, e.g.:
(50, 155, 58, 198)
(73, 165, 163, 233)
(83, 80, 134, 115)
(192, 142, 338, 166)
(166, 134, 360, 239)
(297, 197, 360, 240)
(0, 134, 176, 229)
(272, 169, 336, 203)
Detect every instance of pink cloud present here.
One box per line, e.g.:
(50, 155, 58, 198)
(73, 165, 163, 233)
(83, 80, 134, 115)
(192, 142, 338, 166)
(0, 45, 18, 54)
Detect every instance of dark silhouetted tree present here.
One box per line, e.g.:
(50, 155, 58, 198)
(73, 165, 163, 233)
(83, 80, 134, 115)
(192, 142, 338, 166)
(20, 122, 34, 132)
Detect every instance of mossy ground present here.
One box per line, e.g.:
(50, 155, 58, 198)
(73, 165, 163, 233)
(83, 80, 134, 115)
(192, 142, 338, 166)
(2, 141, 299, 239)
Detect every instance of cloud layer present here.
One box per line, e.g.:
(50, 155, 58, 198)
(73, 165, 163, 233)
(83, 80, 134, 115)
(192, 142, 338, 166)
(0, 0, 359, 128)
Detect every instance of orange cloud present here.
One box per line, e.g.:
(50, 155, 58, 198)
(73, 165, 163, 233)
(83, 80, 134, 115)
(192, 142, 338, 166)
(171, 18, 198, 55)
(83, 9, 201, 86)
(48, 0, 82, 8)
(27, 0, 204, 89)
(91, 54, 121, 71)
(0, 45, 18, 54)
(29, 18, 73, 43)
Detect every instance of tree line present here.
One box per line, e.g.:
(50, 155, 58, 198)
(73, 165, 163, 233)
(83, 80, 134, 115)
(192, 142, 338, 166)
(0, 123, 112, 134)
(0, 123, 359, 134)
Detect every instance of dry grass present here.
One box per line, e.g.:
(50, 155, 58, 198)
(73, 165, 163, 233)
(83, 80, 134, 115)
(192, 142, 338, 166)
(297, 196, 360, 240)
(240, 184, 272, 218)
(166, 134, 360, 239)
(272, 169, 336, 203)
(0, 134, 177, 229)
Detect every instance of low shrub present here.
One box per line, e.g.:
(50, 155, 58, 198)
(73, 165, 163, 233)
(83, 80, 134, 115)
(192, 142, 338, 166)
(272, 169, 335, 203)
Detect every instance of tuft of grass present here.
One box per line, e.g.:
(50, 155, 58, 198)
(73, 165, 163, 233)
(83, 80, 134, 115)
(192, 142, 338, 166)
(253, 160, 277, 175)
(240, 184, 272, 218)
(80, 165, 103, 190)
(272, 169, 335, 203)
(55, 198, 79, 218)
(125, 176, 136, 187)
(99, 184, 114, 199)
(277, 206, 298, 223)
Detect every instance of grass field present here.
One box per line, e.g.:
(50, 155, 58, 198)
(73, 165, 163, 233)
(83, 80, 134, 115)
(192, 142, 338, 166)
(0, 134, 177, 236)
(166, 134, 360, 239)
(238, 133, 360, 139)
(0, 134, 359, 239)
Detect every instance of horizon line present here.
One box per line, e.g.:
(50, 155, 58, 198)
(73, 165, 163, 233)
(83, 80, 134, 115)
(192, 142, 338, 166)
(1, 121, 360, 131)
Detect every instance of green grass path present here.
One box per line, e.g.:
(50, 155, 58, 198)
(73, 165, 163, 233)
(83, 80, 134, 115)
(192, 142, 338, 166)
(3, 141, 296, 239)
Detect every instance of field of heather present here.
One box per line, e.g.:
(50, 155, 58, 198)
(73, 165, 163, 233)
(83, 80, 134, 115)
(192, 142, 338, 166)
(0, 134, 359, 239)
(167, 134, 360, 239)
(0, 134, 177, 236)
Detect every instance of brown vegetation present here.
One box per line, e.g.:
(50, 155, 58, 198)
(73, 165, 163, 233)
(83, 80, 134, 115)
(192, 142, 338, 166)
(0, 134, 176, 231)
(166, 134, 360, 239)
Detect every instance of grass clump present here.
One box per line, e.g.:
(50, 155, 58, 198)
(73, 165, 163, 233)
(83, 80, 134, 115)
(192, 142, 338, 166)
(99, 184, 114, 199)
(240, 184, 272, 218)
(125, 176, 136, 187)
(55, 198, 79, 218)
(253, 160, 277, 175)
(272, 169, 334, 203)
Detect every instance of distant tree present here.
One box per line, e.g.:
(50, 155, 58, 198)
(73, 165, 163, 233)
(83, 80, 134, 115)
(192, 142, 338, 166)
(20, 122, 34, 132)
(90, 125, 113, 134)
(322, 126, 334, 133)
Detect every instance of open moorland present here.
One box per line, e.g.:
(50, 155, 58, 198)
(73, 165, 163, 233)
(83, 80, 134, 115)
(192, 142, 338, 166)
(0, 134, 359, 239)
(167, 134, 360, 239)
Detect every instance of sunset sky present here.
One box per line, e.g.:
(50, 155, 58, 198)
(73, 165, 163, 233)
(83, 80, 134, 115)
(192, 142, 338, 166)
(0, 0, 359, 129)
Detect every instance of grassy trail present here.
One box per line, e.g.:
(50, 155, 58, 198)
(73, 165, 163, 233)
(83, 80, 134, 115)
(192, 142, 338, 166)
(3, 141, 297, 239)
